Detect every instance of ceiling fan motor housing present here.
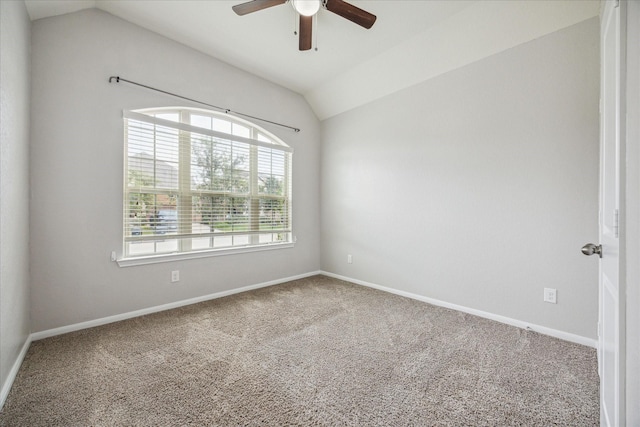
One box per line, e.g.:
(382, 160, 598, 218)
(291, 0, 321, 17)
(232, 0, 377, 51)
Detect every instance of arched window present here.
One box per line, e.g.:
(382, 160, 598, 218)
(122, 107, 292, 262)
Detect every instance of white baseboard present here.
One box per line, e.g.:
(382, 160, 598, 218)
(0, 334, 32, 410)
(5, 268, 594, 413)
(3, 270, 321, 411)
(320, 271, 598, 349)
(31, 270, 322, 341)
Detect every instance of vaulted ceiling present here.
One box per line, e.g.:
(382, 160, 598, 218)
(24, 0, 599, 120)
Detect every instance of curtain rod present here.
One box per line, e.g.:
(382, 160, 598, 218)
(108, 76, 301, 133)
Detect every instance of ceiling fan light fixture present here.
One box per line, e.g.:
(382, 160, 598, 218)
(291, 0, 321, 16)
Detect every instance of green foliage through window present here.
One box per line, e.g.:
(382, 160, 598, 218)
(123, 108, 292, 258)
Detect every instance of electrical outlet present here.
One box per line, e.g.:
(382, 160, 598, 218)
(544, 288, 557, 304)
(171, 270, 180, 283)
(347, 254, 352, 264)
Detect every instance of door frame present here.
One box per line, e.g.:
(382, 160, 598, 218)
(601, 0, 640, 425)
(620, 1, 639, 424)
(599, 2, 624, 424)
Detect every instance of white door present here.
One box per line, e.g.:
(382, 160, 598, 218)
(597, 1, 623, 425)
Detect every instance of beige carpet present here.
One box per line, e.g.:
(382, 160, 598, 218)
(0, 275, 598, 426)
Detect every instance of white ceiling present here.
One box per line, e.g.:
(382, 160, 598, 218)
(24, 0, 599, 120)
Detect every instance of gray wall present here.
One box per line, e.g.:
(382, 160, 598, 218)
(30, 9, 321, 332)
(0, 0, 31, 395)
(321, 18, 600, 339)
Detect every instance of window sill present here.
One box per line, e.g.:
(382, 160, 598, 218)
(117, 242, 295, 267)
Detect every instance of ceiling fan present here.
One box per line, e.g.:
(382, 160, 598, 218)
(232, 0, 377, 51)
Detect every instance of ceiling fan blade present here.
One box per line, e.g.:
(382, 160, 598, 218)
(299, 15, 312, 51)
(325, 0, 376, 29)
(232, 0, 286, 16)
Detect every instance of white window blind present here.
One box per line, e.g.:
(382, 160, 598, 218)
(123, 109, 292, 259)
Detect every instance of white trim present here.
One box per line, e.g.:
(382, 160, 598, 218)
(3, 269, 595, 411)
(320, 271, 598, 349)
(623, 2, 640, 423)
(31, 270, 321, 341)
(0, 335, 32, 410)
(30, 269, 598, 346)
(117, 242, 295, 267)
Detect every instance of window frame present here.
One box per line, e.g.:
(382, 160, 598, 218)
(118, 107, 294, 267)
